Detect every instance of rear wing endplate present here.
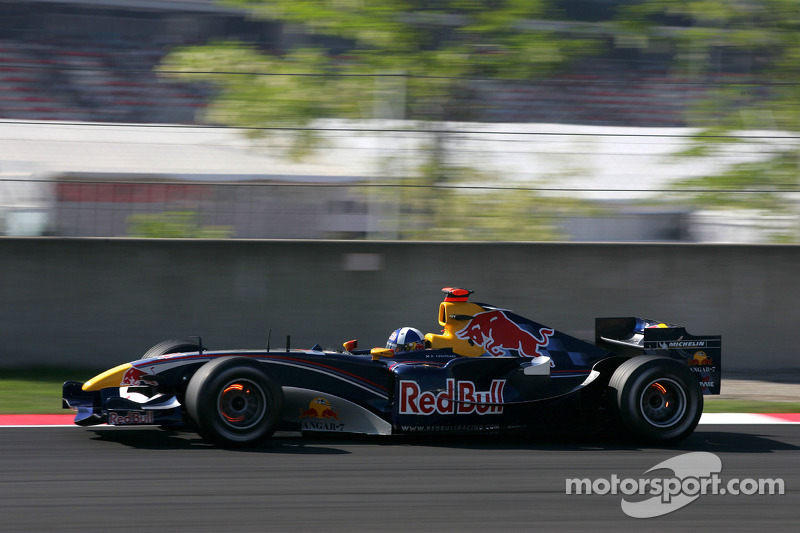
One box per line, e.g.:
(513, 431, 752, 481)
(596, 317, 721, 395)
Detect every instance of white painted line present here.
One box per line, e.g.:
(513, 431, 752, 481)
(700, 413, 800, 424)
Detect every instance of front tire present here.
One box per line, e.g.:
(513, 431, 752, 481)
(609, 356, 703, 445)
(185, 358, 283, 447)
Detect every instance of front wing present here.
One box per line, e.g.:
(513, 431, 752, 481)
(62, 381, 184, 427)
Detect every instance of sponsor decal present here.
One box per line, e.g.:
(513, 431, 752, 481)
(690, 366, 717, 374)
(398, 379, 506, 416)
(688, 351, 712, 366)
(108, 411, 155, 425)
(302, 420, 345, 431)
(455, 310, 553, 358)
(299, 397, 340, 420)
(658, 340, 708, 349)
(699, 376, 716, 390)
(400, 424, 503, 433)
(121, 366, 158, 387)
(299, 397, 345, 431)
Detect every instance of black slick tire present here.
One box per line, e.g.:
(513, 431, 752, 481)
(142, 339, 202, 359)
(609, 355, 703, 445)
(184, 357, 283, 447)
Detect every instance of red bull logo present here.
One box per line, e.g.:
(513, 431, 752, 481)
(688, 351, 713, 366)
(299, 397, 340, 420)
(455, 310, 553, 358)
(121, 366, 158, 387)
(399, 379, 506, 416)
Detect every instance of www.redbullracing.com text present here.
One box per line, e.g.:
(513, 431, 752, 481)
(565, 452, 784, 518)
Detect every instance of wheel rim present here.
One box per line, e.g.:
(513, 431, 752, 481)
(217, 379, 266, 430)
(639, 378, 687, 428)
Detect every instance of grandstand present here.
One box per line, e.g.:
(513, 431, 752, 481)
(0, 0, 741, 128)
(0, 36, 211, 123)
(0, 0, 275, 123)
(472, 67, 710, 127)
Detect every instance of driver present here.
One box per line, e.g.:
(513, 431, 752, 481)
(386, 327, 426, 353)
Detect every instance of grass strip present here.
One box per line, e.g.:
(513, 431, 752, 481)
(1, 368, 102, 415)
(703, 399, 800, 413)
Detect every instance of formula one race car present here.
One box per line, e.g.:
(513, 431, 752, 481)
(63, 287, 721, 446)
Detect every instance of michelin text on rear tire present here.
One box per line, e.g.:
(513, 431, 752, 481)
(609, 356, 703, 445)
(185, 357, 283, 447)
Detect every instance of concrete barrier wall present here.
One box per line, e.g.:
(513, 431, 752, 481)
(1, 238, 798, 372)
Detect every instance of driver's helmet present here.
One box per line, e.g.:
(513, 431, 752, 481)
(386, 327, 426, 352)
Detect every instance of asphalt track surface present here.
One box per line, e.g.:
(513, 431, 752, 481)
(0, 425, 798, 532)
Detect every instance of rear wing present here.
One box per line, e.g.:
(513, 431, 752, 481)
(596, 317, 721, 395)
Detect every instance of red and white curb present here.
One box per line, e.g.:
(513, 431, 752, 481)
(1, 413, 800, 427)
(0, 415, 77, 427)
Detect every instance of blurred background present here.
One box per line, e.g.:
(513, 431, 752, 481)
(1, 0, 798, 243)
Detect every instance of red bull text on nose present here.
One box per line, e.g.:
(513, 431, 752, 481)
(455, 310, 554, 358)
(399, 379, 506, 416)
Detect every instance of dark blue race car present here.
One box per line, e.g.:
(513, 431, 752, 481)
(63, 287, 721, 446)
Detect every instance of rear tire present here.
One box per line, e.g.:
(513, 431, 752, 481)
(609, 356, 703, 445)
(185, 357, 283, 447)
(142, 339, 202, 359)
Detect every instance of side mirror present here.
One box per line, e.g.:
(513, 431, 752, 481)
(342, 339, 358, 352)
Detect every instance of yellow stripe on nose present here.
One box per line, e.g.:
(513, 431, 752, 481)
(82, 363, 132, 391)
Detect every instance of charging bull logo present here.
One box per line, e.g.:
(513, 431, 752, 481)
(121, 366, 158, 387)
(299, 397, 340, 420)
(456, 310, 554, 358)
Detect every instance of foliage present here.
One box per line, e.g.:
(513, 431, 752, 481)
(159, 1, 602, 238)
(616, 0, 800, 228)
(127, 211, 234, 238)
(0, 368, 102, 414)
(161, 0, 596, 126)
(368, 165, 567, 241)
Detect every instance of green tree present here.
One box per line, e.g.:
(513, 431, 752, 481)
(160, 1, 600, 240)
(617, 0, 800, 240)
(127, 211, 233, 238)
(163, 0, 588, 124)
